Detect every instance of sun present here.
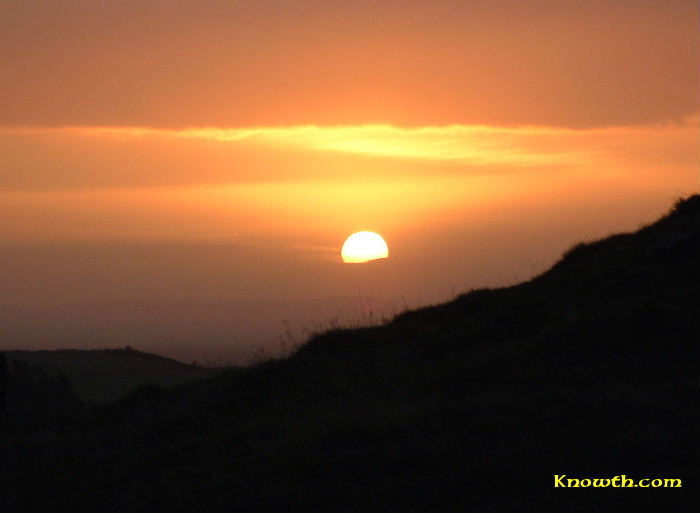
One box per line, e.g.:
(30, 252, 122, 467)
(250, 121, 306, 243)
(341, 231, 389, 263)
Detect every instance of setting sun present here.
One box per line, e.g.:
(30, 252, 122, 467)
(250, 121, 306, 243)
(341, 231, 389, 263)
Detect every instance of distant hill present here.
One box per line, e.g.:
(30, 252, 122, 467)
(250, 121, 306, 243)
(1, 195, 698, 512)
(4, 347, 223, 403)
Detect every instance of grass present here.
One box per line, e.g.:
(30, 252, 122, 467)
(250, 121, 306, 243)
(1, 195, 698, 512)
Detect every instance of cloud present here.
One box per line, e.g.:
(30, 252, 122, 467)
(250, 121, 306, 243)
(1, 0, 697, 128)
(0, 121, 697, 191)
(0, 121, 696, 249)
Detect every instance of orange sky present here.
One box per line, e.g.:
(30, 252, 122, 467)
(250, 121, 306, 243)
(1, 1, 697, 128)
(0, 0, 697, 362)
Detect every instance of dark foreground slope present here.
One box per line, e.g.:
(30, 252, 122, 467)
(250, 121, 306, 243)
(1, 196, 698, 512)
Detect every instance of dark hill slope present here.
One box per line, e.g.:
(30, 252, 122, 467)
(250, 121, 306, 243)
(2, 196, 698, 513)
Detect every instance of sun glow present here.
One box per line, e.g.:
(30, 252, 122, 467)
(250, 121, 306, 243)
(341, 231, 389, 263)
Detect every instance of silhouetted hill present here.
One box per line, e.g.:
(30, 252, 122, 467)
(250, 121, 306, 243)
(1, 196, 698, 512)
(4, 348, 224, 403)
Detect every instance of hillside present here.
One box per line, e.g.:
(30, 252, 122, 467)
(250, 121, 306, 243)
(4, 348, 223, 403)
(1, 196, 698, 512)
